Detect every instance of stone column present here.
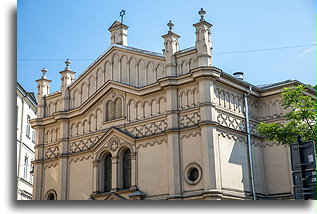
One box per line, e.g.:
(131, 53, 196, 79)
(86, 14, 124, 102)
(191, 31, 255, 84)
(111, 156, 118, 191)
(165, 86, 181, 199)
(92, 160, 101, 194)
(130, 152, 137, 189)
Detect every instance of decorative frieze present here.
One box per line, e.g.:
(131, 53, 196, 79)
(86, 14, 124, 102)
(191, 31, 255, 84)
(179, 112, 201, 128)
(126, 120, 167, 138)
(69, 136, 100, 153)
(44, 145, 59, 159)
(136, 138, 167, 149)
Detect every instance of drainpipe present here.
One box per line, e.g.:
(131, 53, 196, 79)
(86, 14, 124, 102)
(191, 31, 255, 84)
(244, 86, 256, 200)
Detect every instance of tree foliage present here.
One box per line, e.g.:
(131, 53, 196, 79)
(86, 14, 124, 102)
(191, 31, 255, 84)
(257, 85, 316, 146)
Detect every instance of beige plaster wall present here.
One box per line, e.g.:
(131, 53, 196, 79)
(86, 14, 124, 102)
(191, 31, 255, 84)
(263, 142, 292, 195)
(181, 130, 203, 192)
(68, 155, 94, 200)
(43, 162, 59, 198)
(218, 132, 251, 192)
(137, 138, 168, 196)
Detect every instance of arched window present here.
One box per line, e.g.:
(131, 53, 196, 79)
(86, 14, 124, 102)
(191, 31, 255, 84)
(47, 193, 55, 200)
(103, 153, 112, 192)
(106, 98, 123, 121)
(122, 149, 131, 189)
(115, 98, 122, 118)
(106, 100, 115, 121)
(45, 190, 57, 200)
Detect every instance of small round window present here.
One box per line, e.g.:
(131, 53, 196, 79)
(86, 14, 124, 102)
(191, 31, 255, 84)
(188, 168, 199, 182)
(185, 163, 202, 185)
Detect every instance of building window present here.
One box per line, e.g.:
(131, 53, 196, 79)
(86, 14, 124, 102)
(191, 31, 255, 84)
(106, 98, 122, 121)
(103, 153, 112, 192)
(26, 115, 31, 137)
(45, 190, 57, 200)
(122, 149, 131, 189)
(47, 193, 55, 200)
(23, 156, 28, 180)
(184, 163, 202, 185)
(32, 130, 36, 142)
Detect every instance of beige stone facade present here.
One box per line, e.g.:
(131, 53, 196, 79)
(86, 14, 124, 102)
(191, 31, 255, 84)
(30, 10, 315, 200)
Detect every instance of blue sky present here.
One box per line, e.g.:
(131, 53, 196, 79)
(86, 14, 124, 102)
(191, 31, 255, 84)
(17, 0, 316, 93)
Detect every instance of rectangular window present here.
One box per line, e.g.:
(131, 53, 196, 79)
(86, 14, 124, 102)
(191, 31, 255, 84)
(23, 156, 28, 180)
(26, 115, 30, 137)
(32, 130, 36, 142)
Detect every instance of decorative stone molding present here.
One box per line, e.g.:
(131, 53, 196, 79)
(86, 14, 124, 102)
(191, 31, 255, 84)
(217, 112, 245, 132)
(179, 112, 201, 128)
(69, 155, 93, 164)
(69, 136, 100, 153)
(179, 87, 200, 110)
(126, 120, 167, 138)
(136, 138, 167, 149)
(44, 146, 59, 159)
(180, 131, 201, 140)
(218, 132, 246, 144)
(44, 162, 58, 170)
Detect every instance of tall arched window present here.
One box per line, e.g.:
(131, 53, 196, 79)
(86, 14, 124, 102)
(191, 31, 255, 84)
(103, 153, 112, 192)
(115, 98, 122, 118)
(106, 98, 123, 121)
(122, 149, 131, 189)
(106, 100, 115, 121)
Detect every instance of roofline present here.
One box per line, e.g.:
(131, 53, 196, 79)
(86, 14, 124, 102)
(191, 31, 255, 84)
(17, 82, 38, 106)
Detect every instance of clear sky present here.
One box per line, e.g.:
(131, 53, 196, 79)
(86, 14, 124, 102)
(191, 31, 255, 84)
(17, 0, 316, 94)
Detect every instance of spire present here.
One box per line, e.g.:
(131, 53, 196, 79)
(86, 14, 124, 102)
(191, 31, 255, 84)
(193, 8, 212, 66)
(59, 59, 75, 91)
(36, 67, 52, 103)
(162, 20, 180, 76)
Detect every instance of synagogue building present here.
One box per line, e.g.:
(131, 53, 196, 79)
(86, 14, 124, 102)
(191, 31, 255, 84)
(30, 9, 314, 200)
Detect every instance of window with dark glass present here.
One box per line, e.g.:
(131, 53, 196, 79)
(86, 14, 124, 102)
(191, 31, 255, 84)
(47, 193, 55, 200)
(106, 98, 122, 121)
(188, 167, 199, 182)
(26, 115, 31, 137)
(122, 149, 131, 189)
(103, 154, 112, 192)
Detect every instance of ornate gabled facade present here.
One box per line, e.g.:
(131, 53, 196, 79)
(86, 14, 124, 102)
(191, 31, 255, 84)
(30, 9, 315, 200)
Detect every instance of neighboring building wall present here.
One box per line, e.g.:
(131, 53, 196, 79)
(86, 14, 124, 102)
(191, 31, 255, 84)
(17, 82, 37, 200)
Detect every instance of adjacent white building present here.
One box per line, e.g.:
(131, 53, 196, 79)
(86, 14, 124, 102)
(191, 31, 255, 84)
(17, 82, 37, 200)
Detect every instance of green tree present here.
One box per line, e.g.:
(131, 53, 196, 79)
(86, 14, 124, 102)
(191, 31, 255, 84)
(257, 84, 316, 150)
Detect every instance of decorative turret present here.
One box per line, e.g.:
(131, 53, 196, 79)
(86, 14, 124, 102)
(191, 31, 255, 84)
(36, 67, 51, 102)
(35, 67, 51, 117)
(162, 20, 180, 76)
(59, 59, 75, 91)
(108, 21, 129, 46)
(193, 8, 212, 66)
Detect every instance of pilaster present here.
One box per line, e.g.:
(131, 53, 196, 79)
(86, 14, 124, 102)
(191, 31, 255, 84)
(165, 86, 181, 198)
(33, 126, 45, 200)
(198, 76, 221, 191)
(57, 119, 69, 200)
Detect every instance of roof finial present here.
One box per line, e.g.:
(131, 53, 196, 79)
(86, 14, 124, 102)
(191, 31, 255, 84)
(41, 67, 47, 79)
(65, 59, 71, 70)
(119, 9, 126, 24)
(198, 8, 206, 21)
(167, 20, 174, 33)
